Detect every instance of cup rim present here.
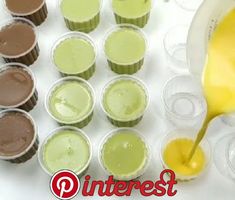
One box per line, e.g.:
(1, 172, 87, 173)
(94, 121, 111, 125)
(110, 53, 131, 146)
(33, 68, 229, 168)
(0, 62, 37, 109)
(100, 75, 150, 122)
(226, 136, 235, 174)
(3, 0, 46, 16)
(45, 76, 96, 125)
(98, 127, 151, 181)
(160, 128, 212, 181)
(0, 17, 38, 59)
(58, 0, 103, 23)
(162, 74, 207, 121)
(0, 108, 38, 160)
(103, 23, 148, 65)
(38, 126, 92, 176)
(51, 31, 97, 75)
(110, 0, 153, 19)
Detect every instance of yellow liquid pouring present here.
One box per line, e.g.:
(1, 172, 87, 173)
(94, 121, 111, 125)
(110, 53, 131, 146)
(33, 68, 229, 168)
(163, 8, 235, 176)
(187, 8, 235, 163)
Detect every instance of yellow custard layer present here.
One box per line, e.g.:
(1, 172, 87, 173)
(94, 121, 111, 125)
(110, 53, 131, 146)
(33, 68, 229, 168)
(163, 138, 206, 177)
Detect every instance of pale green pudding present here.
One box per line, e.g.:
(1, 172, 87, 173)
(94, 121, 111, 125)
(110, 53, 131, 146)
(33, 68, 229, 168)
(112, 0, 152, 19)
(53, 37, 95, 75)
(61, 0, 100, 22)
(103, 78, 148, 121)
(105, 28, 146, 65)
(48, 80, 93, 124)
(43, 129, 91, 174)
(101, 130, 149, 180)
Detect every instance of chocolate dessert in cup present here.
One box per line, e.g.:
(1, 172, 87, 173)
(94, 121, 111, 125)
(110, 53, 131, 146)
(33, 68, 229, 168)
(0, 109, 39, 163)
(4, 0, 48, 26)
(38, 126, 92, 177)
(59, 0, 102, 33)
(52, 32, 97, 80)
(0, 17, 39, 66)
(104, 24, 147, 75)
(0, 63, 38, 112)
(45, 77, 95, 128)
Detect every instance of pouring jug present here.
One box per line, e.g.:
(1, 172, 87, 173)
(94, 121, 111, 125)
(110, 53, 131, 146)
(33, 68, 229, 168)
(187, 0, 235, 126)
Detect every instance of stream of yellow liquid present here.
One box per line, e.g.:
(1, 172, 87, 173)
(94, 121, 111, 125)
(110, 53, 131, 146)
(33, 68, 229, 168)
(164, 8, 235, 176)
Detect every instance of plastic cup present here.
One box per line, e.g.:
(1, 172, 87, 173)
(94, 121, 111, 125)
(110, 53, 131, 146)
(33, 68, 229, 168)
(164, 25, 189, 74)
(221, 115, 235, 127)
(0, 109, 39, 163)
(99, 128, 150, 181)
(0, 63, 38, 111)
(162, 75, 207, 128)
(103, 24, 148, 75)
(51, 32, 97, 80)
(38, 126, 92, 177)
(214, 134, 235, 182)
(160, 128, 211, 181)
(0, 17, 39, 66)
(101, 75, 149, 127)
(45, 77, 95, 128)
(111, 0, 153, 28)
(59, 0, 102, 33)
(4, 0, 48, 26)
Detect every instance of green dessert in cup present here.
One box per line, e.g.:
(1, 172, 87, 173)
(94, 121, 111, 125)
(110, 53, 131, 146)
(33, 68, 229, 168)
(104, 24, 147, 74)
(60, 0, 101, 33)
(100, 128, 150, 181)
(52, 32, 96, 80)
(39, 126, 92, 177)
(46, 77, 95, 128)
(101, 75, 149, 127)
(112, 0, 152, 28)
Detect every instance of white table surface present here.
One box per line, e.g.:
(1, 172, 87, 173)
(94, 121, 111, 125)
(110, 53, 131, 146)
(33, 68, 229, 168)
(0, 0, 234, 199)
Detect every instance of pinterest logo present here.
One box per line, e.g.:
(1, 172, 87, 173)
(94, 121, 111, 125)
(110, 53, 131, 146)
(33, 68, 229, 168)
(50, 170, 80, 200)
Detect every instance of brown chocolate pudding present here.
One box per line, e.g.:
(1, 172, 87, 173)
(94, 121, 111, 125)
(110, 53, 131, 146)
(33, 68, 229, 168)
(0, 22, 36, 57)
(0, 67, 34, 107)
(5, 0, 44, 15)
(0, 112, 35, 157)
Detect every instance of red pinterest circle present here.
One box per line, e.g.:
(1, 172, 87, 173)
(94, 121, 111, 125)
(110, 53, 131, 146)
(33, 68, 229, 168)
(50, 170, 80, 200)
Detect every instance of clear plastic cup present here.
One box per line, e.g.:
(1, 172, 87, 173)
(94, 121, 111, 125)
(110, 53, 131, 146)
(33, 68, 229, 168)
(0, 63, 38, 111)
(160, 128, 211, 181)
(175, 0, 203, 12)
(38, 126, 92, 177)
(187, 0, 235, 126)
(162, 75, 207, 128)
(103, 24, 148, 75)
(59, 0, 103, 33)
(51, 32, 97, 80)
(214, 134, 235, 182)
(0, 108, 39, 163)
(45, 76, 95, 128)
(0, 17, 39, 66)
(3, 0, 48, 26)
(101, 75, 149, 127)
(99, 128, 150, 181)
(164, 25, 189, 74)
